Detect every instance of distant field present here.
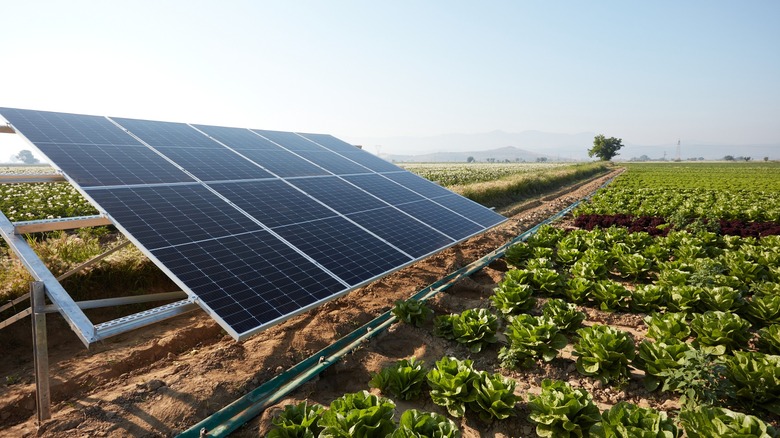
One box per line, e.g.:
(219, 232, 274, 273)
(0, 164, 55, 175)
(398, 162, 570, 186)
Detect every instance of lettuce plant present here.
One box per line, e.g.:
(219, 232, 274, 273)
(697, 286, 744, 312)
(499, 314, 567, 369)
(528, 224, 564, 248)
(665, 285, 701, 314)
(369, 357, 427, 401)
(505, 242, 535, 268)
(757, 324, 780, 355)
(570, 249, 610, 280)
(556, 247, 582, 266)
(268, 401, 325, 438)
(723, 251, 767, 284)
(392, 299, 433, 327)
(690, 311, 751, 355)
(679, 405, 778, 438)
(656, 267, 692, 288)
(616, 253, 652, 280)
(644, 312, 691, 341)
(491, 275, 535, 316)
(723, 351, 780, 415)
(629, 284, 667, 313)
(318, 391, 396, 438)
(752, 281, 780, 297)
(527, 379, 601, 438)
(390, 409, 460, 438)
(564, 277, 595, 304)
(591, 280, 630, 312)
(434, 308, 498, 353)
(526, 257, 555, 270)
(573, 324, 636, 384)
(743, 294, 780, 327)
(542, 298, 586, 333)
(634, 339, 695, 392)
(590, 401, 679, 438)
(468, 371, 518, 422)
(531, 268, 564, 295)
(426, 357, 480, 418)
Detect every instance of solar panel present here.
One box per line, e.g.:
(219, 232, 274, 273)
(0, 107, 507, 340)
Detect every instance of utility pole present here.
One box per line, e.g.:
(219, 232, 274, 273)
(675, 139, 681, 161)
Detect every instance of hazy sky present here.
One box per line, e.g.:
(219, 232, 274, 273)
(1, 1, 778, 160)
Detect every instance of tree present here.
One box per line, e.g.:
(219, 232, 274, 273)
(588, 134, 624, 161)
(13, 149, 39, 164)
(765, 157, 770, 162)
(466, 156, 475, 163)
(724, 155, 735, 161)
(743, 156, 751, 162)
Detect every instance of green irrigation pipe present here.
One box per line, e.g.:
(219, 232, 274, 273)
(177, 174, 617, 438)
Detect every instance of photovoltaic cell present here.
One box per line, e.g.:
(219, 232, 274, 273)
(342, 174, 424, 205)
(288, 176, 388, 214)
(0, 107, 139, 145)
(111, 117, 224, 149)
(338, 151, 401, 172)
(253, 129, 324, 151)
(194, 124, 287, 150)
(382, 171, 455, 199)
(237, 149, 331, 177)
(0, 107, 507, 341)
(299, 133, 360, 153)
(151, 231, 345, 334)
(154, 146, 274, 181)
(37, 143, 194, 187)
(293, 150, 372, 175)
(274, 216, 412, 286)
(347, 207, 455, 258)
(432, 194, 506, 228)
(395, 199, 485, 241)
(86, 184, 263, 250)
(209, 180, 338, 228)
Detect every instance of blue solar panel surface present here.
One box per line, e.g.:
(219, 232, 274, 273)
(0, 107, 506, 340)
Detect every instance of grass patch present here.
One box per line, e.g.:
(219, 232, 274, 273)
(451, 162, 611, 208)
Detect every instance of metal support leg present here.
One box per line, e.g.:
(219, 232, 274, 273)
(31, 281, 51, 423)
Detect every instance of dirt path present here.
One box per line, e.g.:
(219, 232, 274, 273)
(0, 170, 625, 437)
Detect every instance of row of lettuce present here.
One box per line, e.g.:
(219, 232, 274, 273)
(267, 163, 780, 437)
(267, 224, 780, 437)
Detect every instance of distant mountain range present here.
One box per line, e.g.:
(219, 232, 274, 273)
(346, 130, 780, 162)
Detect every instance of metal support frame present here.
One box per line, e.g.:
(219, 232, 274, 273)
(14, 215, 112, 234)
(0, 174, 65, 184)
(56, 240, 130, 281)
(31, 281, 51, 423)
(0, 124, 209, 423)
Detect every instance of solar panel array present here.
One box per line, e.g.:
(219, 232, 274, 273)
(0, 107, 506, 339)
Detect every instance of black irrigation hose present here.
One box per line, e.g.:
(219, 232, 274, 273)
(178, 173, 618, 437)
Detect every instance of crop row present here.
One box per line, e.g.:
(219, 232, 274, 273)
(577, 162, 780, 223)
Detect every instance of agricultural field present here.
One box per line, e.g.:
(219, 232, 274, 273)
(402, 162, 611, 208)
(399, 162, 572, 186)
(4, 162, 779, 436)
(260, 162, 780, 437)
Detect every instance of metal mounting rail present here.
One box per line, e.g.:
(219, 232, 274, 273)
(0, 174, 66, 183)
(13, 215, 112, 234)
(94, 299, 199, 341)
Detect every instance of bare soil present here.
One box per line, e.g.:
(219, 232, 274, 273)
(0, 170, 654, 438)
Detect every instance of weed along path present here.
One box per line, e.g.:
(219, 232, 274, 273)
(1, 170, 623, 437)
